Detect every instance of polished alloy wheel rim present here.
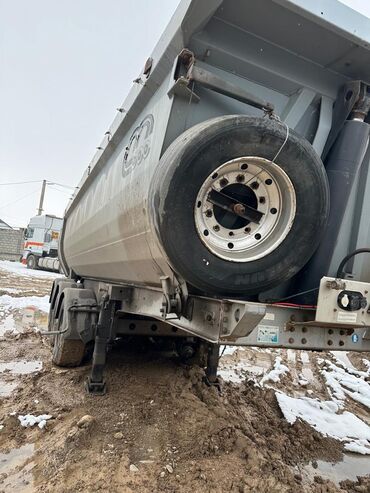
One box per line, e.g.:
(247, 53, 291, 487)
(194, 157, 296, 262)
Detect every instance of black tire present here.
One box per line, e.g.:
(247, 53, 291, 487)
(52, 301, 86, 367)
(26, 254, 38, 270)
(150, 115, 329, 297)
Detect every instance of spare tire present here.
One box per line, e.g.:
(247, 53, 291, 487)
(150, 115, 329, 297)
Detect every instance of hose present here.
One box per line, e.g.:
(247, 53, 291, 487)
(267, 287, 319, 304)
(336, 248, 370, 279)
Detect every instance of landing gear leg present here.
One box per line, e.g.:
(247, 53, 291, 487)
(86, 296, 114, 395)
(205, 343, 220, 388)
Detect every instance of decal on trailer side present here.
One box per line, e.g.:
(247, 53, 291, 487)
(122, 114, 154, 177)
(257, 325, 279, 344)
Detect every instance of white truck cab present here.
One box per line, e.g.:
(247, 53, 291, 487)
(22, 214, 63, 270)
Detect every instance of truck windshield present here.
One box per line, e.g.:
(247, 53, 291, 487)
(25, 227, 34, 239)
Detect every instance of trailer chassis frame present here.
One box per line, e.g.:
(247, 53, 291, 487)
(47, 276, 370, 394)
(82, 278, 370, 353)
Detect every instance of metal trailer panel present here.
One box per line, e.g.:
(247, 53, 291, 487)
(61, 0, 370, 291)
(77, 276, 370, 353)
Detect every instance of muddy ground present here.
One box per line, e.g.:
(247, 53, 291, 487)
(0, 262, 370, 493)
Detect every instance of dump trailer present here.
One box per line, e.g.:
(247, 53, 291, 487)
(48, 0, 370, 394)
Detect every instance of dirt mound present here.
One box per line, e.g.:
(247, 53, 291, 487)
(0, 339, 346, 493)
(1, 265, 369, 493)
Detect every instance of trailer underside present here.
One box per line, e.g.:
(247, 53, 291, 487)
(46, 274, 370, 394)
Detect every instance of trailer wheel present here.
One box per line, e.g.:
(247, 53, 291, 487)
(176, 339, 208, 367)
(151, 115, 329, 296)
(52, 301, 86, 367)
(26, 254, 38, 270)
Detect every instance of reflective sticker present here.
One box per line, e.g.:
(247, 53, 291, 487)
(257, 325, 279, 344)
(337, 311, 357, 323)
(263, 313, 275, 321)
(352, 333, 359, 343)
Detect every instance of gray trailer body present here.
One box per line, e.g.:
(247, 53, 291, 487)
(62, 0, 370, 290)
(48, 0, 370, 391)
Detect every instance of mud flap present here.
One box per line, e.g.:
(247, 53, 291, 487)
(59, 287, 98, 343)
(48, 278, 77, 337)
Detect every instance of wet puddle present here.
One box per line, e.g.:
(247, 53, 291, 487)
(287, 349, 296, 363)
(300, 351, 310, 365)
(245, 351, 273, 375)
(0, 361, 42, 398)
(219, 347, 273, 383)
(0, 307, 48, 337)
(0, 443, 35, 492)
(0, 381, 18, 398)
(300, 352, 318, 388)
(300, 453, 370, 486)
(0, 361, 42, 375)
(0, 314, 17, 337)
(285, 350, 322, 396)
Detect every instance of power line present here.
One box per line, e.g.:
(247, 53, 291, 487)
(0, 180, 76, 189)
(0, 189, 40, 211)
(1, 212, 29, 222)
(0, 180, 42, 186)
(48, 186, 73, 196)
(47, 182, 76, 189)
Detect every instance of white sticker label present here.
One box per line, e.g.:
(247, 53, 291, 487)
(257, 325, 279, 344)
(337, 311, 357, 323)
(263, 313, 275, 321)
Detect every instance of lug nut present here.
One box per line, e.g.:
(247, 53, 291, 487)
(236, 174, 245, 183)
(213, 225, 220, 232)
(205, 209, 213, 217)
(220, 178, 228, 187)
(251, 181, 259, 190)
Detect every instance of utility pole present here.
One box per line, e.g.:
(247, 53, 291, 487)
(37, 179, 47, 215)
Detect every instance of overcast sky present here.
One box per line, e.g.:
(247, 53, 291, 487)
(0, 0, 369, 227)
(0, 0, 179, 226)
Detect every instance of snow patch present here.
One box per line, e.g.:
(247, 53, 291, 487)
(331, 351, 355, 370)
(0, 294, 50, 313)
(18, 414, 52, 429)
(260, 356, 289, 385)
(0, 260, 61, 278)
(220, 345, 240, 356)
(344, 440, 370, 455)
(300, 351, 310, 364)
(298, 378, 309, 387)
(287, 349, 296, 363)
(0, 287, 22, 294)
(276, 392, 370, 454)
(321, 360, 370, 410)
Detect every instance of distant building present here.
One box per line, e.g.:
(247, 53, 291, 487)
(0, 219, 24, 260)
(0, 219, 13, 230)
